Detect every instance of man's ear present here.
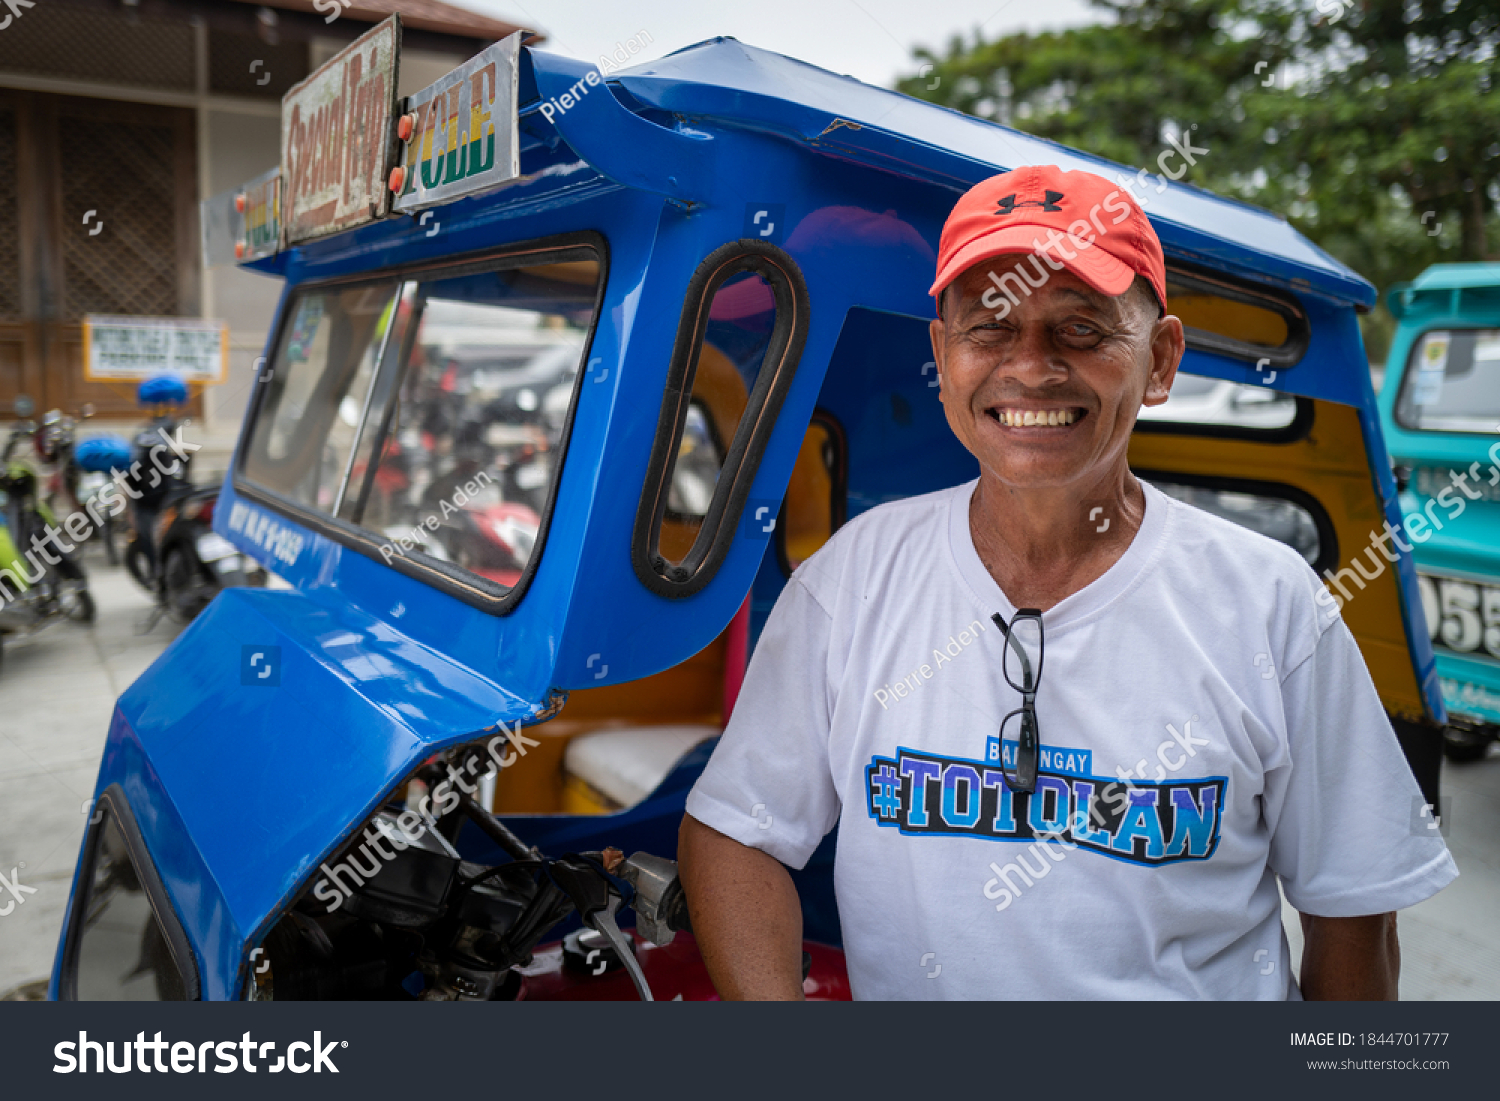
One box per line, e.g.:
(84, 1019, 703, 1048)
(1141, 314, 1186, 408)
(928, 318, 946, 398)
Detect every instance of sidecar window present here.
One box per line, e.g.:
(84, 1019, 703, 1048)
(344, 262, 599, 590)
(652, 274, 773, 566)
(665, 402, 724, 522)
(65, 808, 191, 1000)
(1136, 370, 1300, 432)
(1394, 328, 1500, 435)
(243, 280, 405, 512)
(1164, 265, 1309, 368)
(239, 242, 603, 607)
(777, 413, 847, 575)
(1143, 476, 1328, 570)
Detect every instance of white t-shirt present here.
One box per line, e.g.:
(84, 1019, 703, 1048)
(686, 478, 1457, 1000)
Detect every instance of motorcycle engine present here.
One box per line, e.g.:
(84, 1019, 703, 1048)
(245, 810, 537, 1001)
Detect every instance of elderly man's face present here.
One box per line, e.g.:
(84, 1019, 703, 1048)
(929, 257, 1184, 492)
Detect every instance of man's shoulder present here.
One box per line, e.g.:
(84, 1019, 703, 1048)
(1147, 482, 1334, 647)
(1150, 482, 1317, 579)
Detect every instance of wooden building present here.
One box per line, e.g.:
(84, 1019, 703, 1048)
(0, 0, 533, 454)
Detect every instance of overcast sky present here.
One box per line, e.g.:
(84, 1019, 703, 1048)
(452, 0, 1102, 89)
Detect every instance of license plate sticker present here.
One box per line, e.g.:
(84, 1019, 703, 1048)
(1412, 333, 1450, 406)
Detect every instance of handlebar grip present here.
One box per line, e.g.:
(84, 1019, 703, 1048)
(619, 852, 692, 943)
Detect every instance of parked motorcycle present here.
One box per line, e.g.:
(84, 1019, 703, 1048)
(34, 403, 131, 566)
(121, 375, 265, 626)
(0, 397, 95, 668)
(442, 501, 540, 588)
(74, 436, 134, 566)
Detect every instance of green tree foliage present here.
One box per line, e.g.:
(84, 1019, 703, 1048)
(899, 1, 1295, 178)
(1248, 1, 1499, 262)
(898, 0, 1500, 361)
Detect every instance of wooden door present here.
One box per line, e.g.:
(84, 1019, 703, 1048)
(0, 89, 201, 420)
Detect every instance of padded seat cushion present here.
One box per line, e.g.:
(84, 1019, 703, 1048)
(563, 724, 720, 809)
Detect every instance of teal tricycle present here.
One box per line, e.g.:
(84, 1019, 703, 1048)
(1380, 263, 1500, 759)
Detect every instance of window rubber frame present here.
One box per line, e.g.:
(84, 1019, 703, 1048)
(57, 783, 201, 1001)
(1133, 467, 1340, 577)
(632, 238, 811, 600)
(232, 230, 608, 615)
(1164, 260, 1311, 369)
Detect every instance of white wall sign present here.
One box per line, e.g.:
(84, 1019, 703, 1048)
(83, 316, 228, 384)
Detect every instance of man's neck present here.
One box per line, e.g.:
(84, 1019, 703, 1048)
(969, 466, 1146, 612)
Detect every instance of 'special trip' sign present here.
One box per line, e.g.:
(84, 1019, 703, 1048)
(281, 15, 401, 244)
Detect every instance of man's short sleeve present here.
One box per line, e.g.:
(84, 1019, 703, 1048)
(1266, 616, 1458, 916)
(685, 576, 842, 869)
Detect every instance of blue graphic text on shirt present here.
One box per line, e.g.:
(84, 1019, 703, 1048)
(864, 742, 1224, 867)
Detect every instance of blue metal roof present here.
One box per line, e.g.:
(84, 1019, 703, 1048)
(580, 37, 1375, 309)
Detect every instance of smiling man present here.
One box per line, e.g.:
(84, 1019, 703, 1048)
(678, 165, 1457, 1000)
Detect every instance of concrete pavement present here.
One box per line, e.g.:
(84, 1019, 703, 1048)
(0, 543, 183, 996)
(1397, 750, 1500, 998)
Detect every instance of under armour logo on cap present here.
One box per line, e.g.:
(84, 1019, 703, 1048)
(929, 165, 1166, 314)
(995, 190, 1064, 215)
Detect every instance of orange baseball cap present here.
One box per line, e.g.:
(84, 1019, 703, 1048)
(929, 165, 1166, 315)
